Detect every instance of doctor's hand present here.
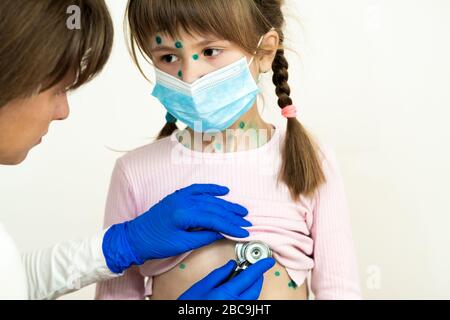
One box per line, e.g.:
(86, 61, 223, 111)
(102, 184, 251, 273)
(178, 258, 276, 300)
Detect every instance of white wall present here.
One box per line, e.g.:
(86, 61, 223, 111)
(0, 0, 449, 299)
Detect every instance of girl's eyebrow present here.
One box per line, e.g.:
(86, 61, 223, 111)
(151, 39, 225, 52)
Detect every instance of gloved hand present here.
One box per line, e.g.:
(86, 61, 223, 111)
(178, 258, 276, 300)
(102, 184, 252, 274)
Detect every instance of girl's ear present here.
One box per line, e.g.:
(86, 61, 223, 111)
(257, 30, 280, 73)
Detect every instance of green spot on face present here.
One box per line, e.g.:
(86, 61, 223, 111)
(274, 271, 281, 277)
(288, 280, 298, 289)
(239, 121, 246, 129)
(179, 263, 186, 270)
(178, 70, 183, 78)
(175, 41, 183, 49)
(193, 54, 199, 61)
(156, 36, 162, 45)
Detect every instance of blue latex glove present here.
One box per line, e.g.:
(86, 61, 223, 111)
(103, 184, 252, 273)
(178, 258, 276, 300)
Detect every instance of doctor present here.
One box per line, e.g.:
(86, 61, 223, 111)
(0, 0, 275, 300)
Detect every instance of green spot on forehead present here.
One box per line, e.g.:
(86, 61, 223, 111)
(175, 41, 183, 49)
(156, 36, 162, 45)
(192, 54, 199, 60)
(179, 263, 186, 269)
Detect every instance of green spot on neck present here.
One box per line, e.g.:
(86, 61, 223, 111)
(274, 271, 281, 277)
(179, 263, 186, 270)
(192, 54, 199, 61)
(288, 280, 298, 289)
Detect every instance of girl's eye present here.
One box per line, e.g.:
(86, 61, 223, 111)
(158, 49, 222, 64)
(203, 48, 223, 57)
(160, 54, 178, 63)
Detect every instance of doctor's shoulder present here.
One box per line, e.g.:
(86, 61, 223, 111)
(0, 222, 28, 299)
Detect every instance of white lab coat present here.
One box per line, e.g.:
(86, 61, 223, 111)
(0, 221, 120, 300)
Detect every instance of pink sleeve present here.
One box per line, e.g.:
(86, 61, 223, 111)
(95, 159, 146, 300)
(310, 146, 362, 299)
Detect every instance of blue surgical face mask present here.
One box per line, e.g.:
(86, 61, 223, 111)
(151, 37, 266, 132)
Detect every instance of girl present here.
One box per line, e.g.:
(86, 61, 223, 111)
(95, 0, 361, 300)
(0, 0, 265, 300)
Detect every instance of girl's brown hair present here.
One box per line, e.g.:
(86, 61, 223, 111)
(0, 0, 114, 107)
(126, 0, 326, 200)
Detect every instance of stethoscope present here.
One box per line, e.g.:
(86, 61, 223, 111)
(226, 240, 272, 281)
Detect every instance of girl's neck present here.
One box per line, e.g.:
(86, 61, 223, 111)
(177, 105, 275, 153)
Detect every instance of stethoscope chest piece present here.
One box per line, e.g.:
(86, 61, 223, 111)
(225, 241, 272, 282)
(235, 241, 272, 266)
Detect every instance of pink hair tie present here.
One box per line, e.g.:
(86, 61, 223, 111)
(281, 104, 298, 118)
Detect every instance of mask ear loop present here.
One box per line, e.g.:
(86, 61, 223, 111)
(249, 27, 276, 115)
(248, 27, 276, 67)
(248, 36, 265, 67)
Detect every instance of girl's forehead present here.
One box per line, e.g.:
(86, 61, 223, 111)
(151, 30, 234, 52)
(156, 29, 222, 43)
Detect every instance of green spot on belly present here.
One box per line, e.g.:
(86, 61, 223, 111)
(179, 263, 186, 270)
(288, 280, 298, 289)
(274, 271, 281, 277)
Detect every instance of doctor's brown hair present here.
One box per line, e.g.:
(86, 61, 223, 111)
(126, 0, 325, 200)
(0, 0, 113, 107)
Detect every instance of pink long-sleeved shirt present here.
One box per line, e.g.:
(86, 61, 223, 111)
(95, 125, 362, 299)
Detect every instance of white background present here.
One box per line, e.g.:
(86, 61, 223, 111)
(1, 0, 449, 299)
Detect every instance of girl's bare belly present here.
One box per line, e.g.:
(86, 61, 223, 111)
(150, 239, 308, 300)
